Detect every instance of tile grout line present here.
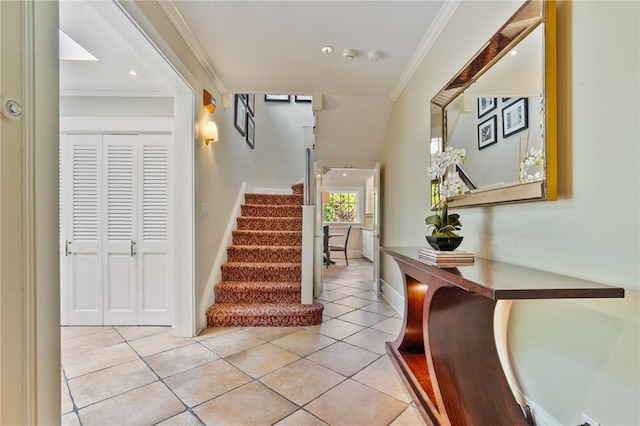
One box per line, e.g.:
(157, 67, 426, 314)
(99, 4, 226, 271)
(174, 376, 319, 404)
(61, 365, 84, 426)
(63, 260, 414, 425)
(113, 326, 215, 426)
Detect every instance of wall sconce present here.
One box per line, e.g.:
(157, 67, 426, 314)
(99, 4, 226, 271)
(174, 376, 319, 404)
(204, 121, 218, 145)
(203, 89, 218, 144)
(203, 89, 216, 113)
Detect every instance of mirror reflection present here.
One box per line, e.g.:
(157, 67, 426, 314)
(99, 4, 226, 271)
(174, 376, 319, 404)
(430, 0, 556, 208)
(447, 25, 543, 189)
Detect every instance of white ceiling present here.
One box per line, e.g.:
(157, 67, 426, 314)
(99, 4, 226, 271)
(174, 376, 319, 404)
(59, 1, 177, 96)
(323, 168, 375, 187)
(59, 0, 451, 100)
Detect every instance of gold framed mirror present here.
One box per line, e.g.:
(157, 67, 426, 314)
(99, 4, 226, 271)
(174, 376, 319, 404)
(430, 0, 556, 208)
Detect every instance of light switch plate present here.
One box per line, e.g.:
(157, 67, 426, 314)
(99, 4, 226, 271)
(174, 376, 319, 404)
(201, 203, 209, 215)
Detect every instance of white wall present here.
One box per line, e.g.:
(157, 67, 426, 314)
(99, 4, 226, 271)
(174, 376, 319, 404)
(380, 1, 639, 425)
(252, 95, 314, 190)
(60, 96, 174, 117)
(316, 95, 392, 163)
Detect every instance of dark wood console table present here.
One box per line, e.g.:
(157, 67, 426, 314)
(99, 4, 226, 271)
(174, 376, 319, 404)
(381, 246, 624, 426)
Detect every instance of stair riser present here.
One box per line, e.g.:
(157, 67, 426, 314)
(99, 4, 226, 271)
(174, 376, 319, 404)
(236, 217, 301, 231)
(227, 248, 302, 263)
(232, 232, 301, 246)
(215, 290, 300, 304)
(222, 266, 301, 282)
(244, 194, 303, 206)
(209, 314, 322, 327)
(241, 205, 302, 218)
(206, 302, 323, 327)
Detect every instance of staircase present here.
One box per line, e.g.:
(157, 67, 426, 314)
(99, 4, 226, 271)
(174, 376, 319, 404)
(206, 183, 324, 327)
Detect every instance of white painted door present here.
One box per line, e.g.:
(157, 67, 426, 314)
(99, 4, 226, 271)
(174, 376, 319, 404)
(66, 135, 103, 325)
(314, 163, 324, 297)
(136, 135, 173, 325)
(103, 135, 138, 324)
(372, 163, 381, 295)
(62, 133, 173, 325)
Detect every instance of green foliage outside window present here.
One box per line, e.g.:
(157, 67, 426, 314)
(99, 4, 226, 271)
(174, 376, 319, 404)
(323, 192, 356, 223)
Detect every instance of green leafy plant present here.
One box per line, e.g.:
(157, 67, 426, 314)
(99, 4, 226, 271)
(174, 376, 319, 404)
(425, 200, 461, 237)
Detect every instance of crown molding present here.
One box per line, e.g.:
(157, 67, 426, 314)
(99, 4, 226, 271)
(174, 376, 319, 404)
(388, 0, 462, 102)
(158, 1, 228, 94)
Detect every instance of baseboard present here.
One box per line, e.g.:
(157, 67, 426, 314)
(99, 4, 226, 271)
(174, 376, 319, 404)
(513, 390, 562, 426)
(197, 181, 246, 333)
(379, 279, 403, 315)
(327, 250, 362, 261)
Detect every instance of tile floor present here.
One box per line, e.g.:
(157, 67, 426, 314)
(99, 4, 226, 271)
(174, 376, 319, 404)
(61, 259, 426, 426)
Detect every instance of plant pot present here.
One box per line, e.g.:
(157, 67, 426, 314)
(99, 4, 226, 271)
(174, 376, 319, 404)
(426, 236, 463, 251)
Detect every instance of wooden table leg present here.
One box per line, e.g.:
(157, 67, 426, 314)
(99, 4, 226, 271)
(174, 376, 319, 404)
(428, 286, 527, 426)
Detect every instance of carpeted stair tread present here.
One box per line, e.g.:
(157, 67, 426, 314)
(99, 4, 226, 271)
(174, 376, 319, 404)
(215, 281, 301, 303)
(206, 302, 323, 327)
(244, 193, 303, 206)
(237, 217, 302, 231)
(222, 262, 301, 282)
(241, 204, 302, 218)
(232, 230, 302, 246)
(227, 246, 302, 263)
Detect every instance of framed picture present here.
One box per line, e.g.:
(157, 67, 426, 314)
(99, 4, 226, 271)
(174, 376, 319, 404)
(246, 114, 255, 149)
(247, 94, 255, 116)
(477, 116, 497, 150)
(234, 94, 247, 136)
(502, 97, 528, 137)
(477, 97, 497, 118)
(295, 95, 312, 103)
(264, 94, 290, 102)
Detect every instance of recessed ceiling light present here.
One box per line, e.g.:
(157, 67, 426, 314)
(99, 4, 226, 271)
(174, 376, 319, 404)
(129, 70, 137, 76)
(509, 50, 518, 56)
(343, 49, 358, 60)
(342, 173, 348, 177)
(321, 46, 334, 55)
(368, 51, 383, 61)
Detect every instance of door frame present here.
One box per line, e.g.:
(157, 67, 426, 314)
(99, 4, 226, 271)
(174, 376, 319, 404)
(315, 160, 382, 291)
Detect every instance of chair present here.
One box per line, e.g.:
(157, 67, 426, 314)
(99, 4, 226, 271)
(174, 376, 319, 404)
(329, 225, 351, 266)
(323, 225, 330, 266)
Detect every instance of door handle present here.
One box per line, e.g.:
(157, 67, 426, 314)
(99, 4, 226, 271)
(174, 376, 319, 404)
(65, 240, 72, 256)
(130, 241, 137, 257)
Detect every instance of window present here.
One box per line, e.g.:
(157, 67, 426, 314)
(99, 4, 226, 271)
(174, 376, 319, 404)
(322, 191, 358, 223)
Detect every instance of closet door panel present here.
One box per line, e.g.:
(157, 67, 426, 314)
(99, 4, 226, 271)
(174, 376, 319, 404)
(67, 135, 103, 325)
(137, 134, 173, 325)
(103, 135, 137, 324)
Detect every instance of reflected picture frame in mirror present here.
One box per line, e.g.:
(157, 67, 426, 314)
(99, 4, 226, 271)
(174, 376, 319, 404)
(430, 0, 557, 209)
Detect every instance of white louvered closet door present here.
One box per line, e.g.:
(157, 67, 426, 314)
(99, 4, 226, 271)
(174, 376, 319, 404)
(103, 135, 138, 324)
(137, 134, 173, 325)
(62, 133, 173, 325)
(66, 135, 103, 325)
